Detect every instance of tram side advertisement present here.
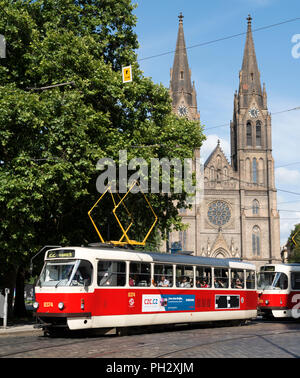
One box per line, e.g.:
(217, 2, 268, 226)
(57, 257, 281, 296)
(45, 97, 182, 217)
(142, 294, 195, 312)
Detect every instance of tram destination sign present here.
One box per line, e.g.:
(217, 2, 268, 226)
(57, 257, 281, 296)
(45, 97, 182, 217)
(47, 249, 75, 259)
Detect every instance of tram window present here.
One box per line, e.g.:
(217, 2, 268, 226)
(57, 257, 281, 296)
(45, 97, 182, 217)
(274, 273, 288, 290)
(292, 273, 300, 290)
(39, 260, 77, 287)
(213, 268, 229, 288)
(195, 266, 211, 288)
(71, 260, 93, 286)
(97, 260, 126, 287)
(246, 270, 256, 289)
(154, 264, 173, 287)
(258, 272, 288, 290)
(176, 265, 194, 288)
(257, 272, 276, 289)
(230, 269, 244, 289)
(129, 262, 151, 287)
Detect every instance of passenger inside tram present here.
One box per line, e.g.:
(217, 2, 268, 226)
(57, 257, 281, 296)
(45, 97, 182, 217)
(234, 278, 243, 289)
(180, 276, 191, 288)
(214, 278, 223, 288)
(158, 275, 170, 287)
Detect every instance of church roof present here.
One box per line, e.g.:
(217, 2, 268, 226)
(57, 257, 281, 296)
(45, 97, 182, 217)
(204, 139, 230, 168)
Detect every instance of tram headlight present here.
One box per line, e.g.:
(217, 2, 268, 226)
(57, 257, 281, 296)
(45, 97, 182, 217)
(58, 302, 64, 310)
(265, 300, 269, 305)
(33, 302, 39, 310)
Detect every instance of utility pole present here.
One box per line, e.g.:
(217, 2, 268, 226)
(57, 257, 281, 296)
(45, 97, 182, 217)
(3, 288, 10, 329)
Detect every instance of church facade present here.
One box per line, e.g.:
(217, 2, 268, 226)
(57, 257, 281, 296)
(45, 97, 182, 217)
(167, 14, 281, 268)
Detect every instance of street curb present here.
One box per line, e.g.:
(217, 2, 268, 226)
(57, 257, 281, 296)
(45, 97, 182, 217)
(0, 325, 43, 337)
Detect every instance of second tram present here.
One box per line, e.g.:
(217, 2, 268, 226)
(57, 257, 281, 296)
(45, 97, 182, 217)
(258, 263, 300, 319)
(33, 246, 257, 334)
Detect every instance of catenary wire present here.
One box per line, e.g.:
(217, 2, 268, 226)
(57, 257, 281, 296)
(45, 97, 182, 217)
(137, 17, 300, 62)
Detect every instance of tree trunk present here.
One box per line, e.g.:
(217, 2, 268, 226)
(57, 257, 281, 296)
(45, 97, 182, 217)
(13, 266, 27, 318)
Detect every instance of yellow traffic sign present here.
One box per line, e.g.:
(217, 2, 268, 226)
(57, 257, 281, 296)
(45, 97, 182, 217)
(292, 229, 300, 248)
(122, 65, 132, 83)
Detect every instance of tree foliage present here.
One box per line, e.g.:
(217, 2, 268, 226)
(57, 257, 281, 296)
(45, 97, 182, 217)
(288, 224, 300, 263)
(0, 0, 205, 314)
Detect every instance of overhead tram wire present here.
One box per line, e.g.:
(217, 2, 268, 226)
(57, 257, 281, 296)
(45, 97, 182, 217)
(202, 164, 300, 197)
(137, 17, 300, 133)
(137, 16, 300, 62)
(143, 18, 300, 193)
(128, 106, 300, 148)
(204, 106, 300, 131)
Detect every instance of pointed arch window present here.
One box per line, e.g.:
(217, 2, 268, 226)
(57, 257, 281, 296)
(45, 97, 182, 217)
(210, 167, 215, 181)
(252, 200, 259, 215)
(253, 158, 257, 183)
(246, 121, 252, 146)
(258, 158, 264, 185)
(252, 226, 260, 255)
(256, 121, 262, 147)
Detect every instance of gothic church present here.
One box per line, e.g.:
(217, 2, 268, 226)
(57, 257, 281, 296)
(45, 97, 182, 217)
(168, 13, 281, 268)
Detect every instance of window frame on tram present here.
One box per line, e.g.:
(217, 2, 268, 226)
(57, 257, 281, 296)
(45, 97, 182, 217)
(39, 258, 93, 288)
(213, 268, 229, 288)
(257, 269, 288, 290)
(273, 272, 288, 290)
(195, 266, 212, 288)
(175, 265, 194, 288)
(95, 258, 256, 291)
(129, 261, 151, 287)
(153, 263, 173, 287)
(246, 270, 256, 289)
(230, 268, 245, 289)
(97, 260, 126, 287)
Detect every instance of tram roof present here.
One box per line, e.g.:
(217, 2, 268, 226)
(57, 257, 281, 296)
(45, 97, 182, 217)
(47, 246, 256, 270)
(141, 251, 253, 269)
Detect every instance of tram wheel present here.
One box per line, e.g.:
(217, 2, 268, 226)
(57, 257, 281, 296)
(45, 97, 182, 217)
(43, 327, 67, 338)
(116, 327, 129, 337)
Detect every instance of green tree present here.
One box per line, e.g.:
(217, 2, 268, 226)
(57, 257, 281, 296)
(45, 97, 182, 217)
(287, 224, 300, 263)
(0, 0, 205, 317)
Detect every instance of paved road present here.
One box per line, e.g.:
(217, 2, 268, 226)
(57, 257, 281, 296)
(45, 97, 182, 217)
(0, 319, 300, 358)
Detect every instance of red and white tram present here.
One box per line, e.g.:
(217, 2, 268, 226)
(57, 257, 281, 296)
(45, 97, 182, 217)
(258, 263, 300, 319)
(33, 246, 258, 335)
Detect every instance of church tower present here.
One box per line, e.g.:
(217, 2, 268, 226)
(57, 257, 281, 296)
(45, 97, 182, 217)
(231, 15, 269, 171)
(167, 13, 200, 255)
(230, 15, 281, 265)
(169, 13, 200, 121)
(166, 14, 281, 267)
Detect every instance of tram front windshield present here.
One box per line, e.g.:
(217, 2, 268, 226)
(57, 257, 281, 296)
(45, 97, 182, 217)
(257, 271, 288, 290)
(38, 259, 92, 287)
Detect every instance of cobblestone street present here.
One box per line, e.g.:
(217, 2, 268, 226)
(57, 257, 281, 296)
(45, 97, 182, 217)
(0, 319, 300, 358)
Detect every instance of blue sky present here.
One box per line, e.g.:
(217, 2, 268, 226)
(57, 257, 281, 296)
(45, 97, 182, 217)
(133, 0, 300, 245)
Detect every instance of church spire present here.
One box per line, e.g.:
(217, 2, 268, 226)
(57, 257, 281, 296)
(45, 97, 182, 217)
(239, 15, 263, 107)
(169, 13, 199, 120)
(170, 12, 193, 104)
